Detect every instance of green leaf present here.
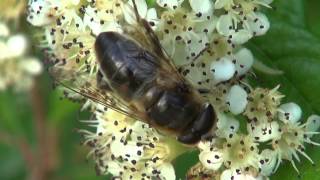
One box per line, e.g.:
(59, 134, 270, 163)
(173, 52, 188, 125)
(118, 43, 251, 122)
(247, 0, 320, 179)
(174, 151, 199, 179)
(269, 0, 305, 27)
(0, 144, 26, 180)
(146, 0, 156, 7)
(305, 1, 320, 37)
(47, 90, 81, 125)
(0, 91, 36, 143)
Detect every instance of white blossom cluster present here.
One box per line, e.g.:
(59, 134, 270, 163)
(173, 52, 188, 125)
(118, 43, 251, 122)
(0, 2, 42, 92)
(79, 104, 181, 179)
(26, 0, 320, 180)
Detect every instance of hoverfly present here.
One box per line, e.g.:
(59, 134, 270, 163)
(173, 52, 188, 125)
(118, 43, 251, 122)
(51, 0, 217, 144)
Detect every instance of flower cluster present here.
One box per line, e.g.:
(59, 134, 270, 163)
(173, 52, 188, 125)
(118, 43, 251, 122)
(79, 105, 186, 179)
(27, 0, 320, 180)
(0, 0, 42, 91)
(197, 105, 320, 179)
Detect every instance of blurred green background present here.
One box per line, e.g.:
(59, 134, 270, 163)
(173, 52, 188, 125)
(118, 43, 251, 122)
(1, 0, 320, 179)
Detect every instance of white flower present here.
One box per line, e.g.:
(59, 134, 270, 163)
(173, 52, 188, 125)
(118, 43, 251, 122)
(247, 121, 280, 142)
(20, 58, 43, 74)
(214, 0, 232, 9)
(259, 149, 277, 176)
(83, 6, 121, 35)
(81, 108, 180, 179)
(0, 22, 9, 37)
(244, 85, 284, 123)
(27, 0, 53, 26)
(272, 114, 320, 173)
(124, 0, 158, 27)
(0, 29, 42, 91)
(216, 14, 253, 44)
(214, 0, 272, 43)
(234, 48, 254, 76)
(199, 147, 224, 170)
(246, 13, 270, 36)
(153, 0, 217, 65)
(27, 1, 320, 180)
(216, 113, 240, 138)
(278, 102, 302, 123)
(220, 168, 265, 180)
(226, 85, 248, 115)
(7, 34, 28, 58)
(156, 0, 183, 10)
(305, 115, 320, 137)
(27, 0, 82, 27)
(210, 57, 236, 83)
(199, 134, 260, 175)
(189, 0, 214, 16)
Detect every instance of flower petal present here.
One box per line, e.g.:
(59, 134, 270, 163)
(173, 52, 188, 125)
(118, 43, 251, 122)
(260, 0, 274, 5)
(194, 16, 218, 35)
(305, 115, 320, 137)
(106, 161, 123, 176)
(27, 0, 53, 26)
(234, 48, 254, 76)
(214, 0, 231, 9)
(216, 14, 233, 36)
(189, 0, 213, 15)
(110, 140, 144, 161)
(247, 121, 280, 142)
(0, 22, 9, 37)
(221, 169, 258, 180)
(156, 0, 181, 10)
(185, 34, 209, 60)
(158, 163, 176, 180)
(278, 102, 302, 123)
(230, 29, 253, 44)
(247, 13, 270, 36)
(226, 85, 248, 115)
(216, 113, 240, 138)
(210, 57, 235, 83)
(7, 34, 27, 57)
(260, 149, 277, 176)
(220, 169, 233, 180)
(146, 8, 159, 29)
(83, 7, 103, 35)
(199, 150, 223, 170)
(21, 58, 42, 75)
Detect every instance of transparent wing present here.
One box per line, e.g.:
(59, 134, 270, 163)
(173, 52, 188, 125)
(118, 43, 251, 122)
(128, 0, 206, 84)
(50, 64, 141, 119)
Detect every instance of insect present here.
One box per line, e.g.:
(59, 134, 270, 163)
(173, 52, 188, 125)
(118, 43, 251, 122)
(52, 0, 217, 144)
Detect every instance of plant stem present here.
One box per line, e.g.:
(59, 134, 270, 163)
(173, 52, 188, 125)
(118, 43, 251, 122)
(29, 79, 57, 180)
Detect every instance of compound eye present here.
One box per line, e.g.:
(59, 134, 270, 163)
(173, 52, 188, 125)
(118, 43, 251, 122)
(177, 131, 201, 144)
(192, 103, 214, 134)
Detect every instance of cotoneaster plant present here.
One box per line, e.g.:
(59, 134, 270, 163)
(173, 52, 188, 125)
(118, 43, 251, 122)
(27, 0, 320, 179)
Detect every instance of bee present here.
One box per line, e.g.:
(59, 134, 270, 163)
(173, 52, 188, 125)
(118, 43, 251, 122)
(52, 0, 216, 144)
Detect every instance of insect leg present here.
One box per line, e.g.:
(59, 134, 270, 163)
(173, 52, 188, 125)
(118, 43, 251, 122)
(177, 129, 201, 144)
